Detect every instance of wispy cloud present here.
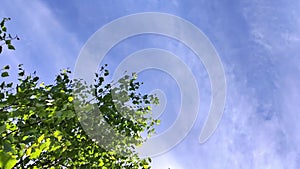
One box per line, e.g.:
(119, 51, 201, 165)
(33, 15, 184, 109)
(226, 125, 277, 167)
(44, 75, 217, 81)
(1, 1, 300, 169)
(0, 0, 81, 82)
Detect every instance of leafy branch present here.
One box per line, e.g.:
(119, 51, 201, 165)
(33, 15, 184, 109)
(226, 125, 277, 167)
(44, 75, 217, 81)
(0, 17, 20, 54)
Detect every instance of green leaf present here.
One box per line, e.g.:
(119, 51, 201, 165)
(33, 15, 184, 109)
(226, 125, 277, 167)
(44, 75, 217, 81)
(99, 159, 104, 166)
(22, 135, 29, 141)
(99, 77, 104, 84)
(0, 20, 4, 28)
(0, 124, 5, 134)
(1, 72, 9, 77)
(32, 77, 39, 82)
(68, 96, 73, 102)
(3, 142, 12, 152)
(143, 164, 150, 169)
(7, 83, 12, 88)
(40, 138, 51, 151)
(2, 26, 7, 32)
(18, 71, 24, 76)
(25, 147, 31, 156)
(3, 65, 9, 70)
(30, 148, 42, 159)
(37, 134, 45, 143)
(0, 93, 4, 99)
(7, 45, 15, 50)
(0, 151, 17, 169)
(4, 158, 17, 169)
(104, 70, 109, 76)
(53, 130, 62, 141)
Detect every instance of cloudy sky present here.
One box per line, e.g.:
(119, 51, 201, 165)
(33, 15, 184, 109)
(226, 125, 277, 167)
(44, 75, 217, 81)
(1, 0, 300, 169)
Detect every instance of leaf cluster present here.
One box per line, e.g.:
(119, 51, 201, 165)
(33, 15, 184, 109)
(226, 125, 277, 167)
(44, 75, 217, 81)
(0, 64, 159, 169)
(0, 18, 20, 54)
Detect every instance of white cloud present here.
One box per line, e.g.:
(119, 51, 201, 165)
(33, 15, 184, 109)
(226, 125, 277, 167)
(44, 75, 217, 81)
(2, 1, 300, 169)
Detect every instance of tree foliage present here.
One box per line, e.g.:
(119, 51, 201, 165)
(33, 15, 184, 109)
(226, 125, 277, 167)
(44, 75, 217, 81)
(0, 16, 159, 169)
(0, 17, 19, 54)
(0, 64, 159, 168)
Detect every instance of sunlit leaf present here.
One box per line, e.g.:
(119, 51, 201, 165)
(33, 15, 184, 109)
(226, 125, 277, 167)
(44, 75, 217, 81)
(0, 65, 159, 168)
(37, 134, 45, 143)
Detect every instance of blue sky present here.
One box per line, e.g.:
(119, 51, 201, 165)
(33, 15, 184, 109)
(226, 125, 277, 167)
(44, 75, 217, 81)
(1, 0, 300, 168)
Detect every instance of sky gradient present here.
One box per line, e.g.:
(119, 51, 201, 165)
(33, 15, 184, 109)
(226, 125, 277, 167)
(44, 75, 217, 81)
(1, 0, 300, 168)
